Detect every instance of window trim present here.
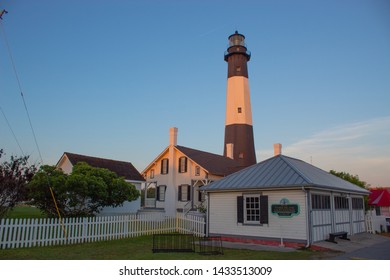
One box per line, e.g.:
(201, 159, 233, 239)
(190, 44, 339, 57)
(195, 166, 201, 176)
(161, 158, 169, 175)
(157, 185, 166, 201)
(150, 169, 154, 179)
(237, 195, 268, 225)
(178, 184, 191, 202)
(243, 194, 261, 224)
(178, 156, 187, 173)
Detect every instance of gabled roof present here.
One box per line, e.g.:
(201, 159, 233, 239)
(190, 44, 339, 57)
(141, 145, 244, 177)
(59, 152, 145, 182)
(202, 155, 370, 194)
(176, 145, 243, 176)
(368, 189, 390, 207)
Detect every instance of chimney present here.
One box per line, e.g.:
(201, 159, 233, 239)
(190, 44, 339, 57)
(274, 143, 282, 156)
(169, 127, 178, 146)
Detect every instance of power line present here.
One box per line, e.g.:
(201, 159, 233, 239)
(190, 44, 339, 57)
(1, 10, 67, 237)
(0, 13, 43, 164)
(0, 105, 25, 156)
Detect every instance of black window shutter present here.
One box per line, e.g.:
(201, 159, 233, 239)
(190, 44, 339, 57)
(198, 190, 202, 202)
(187, 185, 191, 201)
(166, 159, 169, 174)
(178, 185, 182, 201)
(184, 157, 187, 172)
(160, 161, 163, 174)
(237, 196, 243, 223)
(260, 195, 269, 224)
(156, 186, 160, 201)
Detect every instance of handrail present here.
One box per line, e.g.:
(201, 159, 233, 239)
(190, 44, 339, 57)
(183, 201, 192, 216)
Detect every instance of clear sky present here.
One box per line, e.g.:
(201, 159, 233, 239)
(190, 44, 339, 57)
(1, 0, 389, 187)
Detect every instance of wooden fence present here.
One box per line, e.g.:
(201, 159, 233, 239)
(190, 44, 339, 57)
(0, 212, 205, 249)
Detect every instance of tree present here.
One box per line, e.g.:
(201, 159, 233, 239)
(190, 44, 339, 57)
(329, 170, 369, 189)
(28, 162, 140, 217)
(330, 169, 370, 209)
(0, 149, 37, 218)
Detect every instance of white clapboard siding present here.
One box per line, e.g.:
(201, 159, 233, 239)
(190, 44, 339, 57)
(0, 213, 205, 250)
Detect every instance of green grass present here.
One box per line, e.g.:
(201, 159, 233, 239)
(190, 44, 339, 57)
(0, 235, 332, 260)
(4, 205, 46, 219)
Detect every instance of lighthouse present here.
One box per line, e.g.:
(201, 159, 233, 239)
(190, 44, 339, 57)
(223, 31, 256, 167)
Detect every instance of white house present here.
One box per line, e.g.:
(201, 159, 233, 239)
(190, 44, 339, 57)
(141, 127, 244, 216)
(56, 152, 145, 215)
(202, 145, 370, 245)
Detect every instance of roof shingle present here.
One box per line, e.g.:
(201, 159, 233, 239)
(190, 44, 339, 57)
(176, 145, 244, 176)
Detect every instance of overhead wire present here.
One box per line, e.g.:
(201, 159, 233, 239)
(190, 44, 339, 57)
(0, 12, 43, 164)
(0, 11, 67, 237)
(0, 105, 25, 156)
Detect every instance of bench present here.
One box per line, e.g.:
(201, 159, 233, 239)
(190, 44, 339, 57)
(326, 231, 350, 243)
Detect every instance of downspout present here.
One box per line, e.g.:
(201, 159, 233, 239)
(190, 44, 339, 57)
(205, 192, 209, 237)
(302, 186, 311, 248)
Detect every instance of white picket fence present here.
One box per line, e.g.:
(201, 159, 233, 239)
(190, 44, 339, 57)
(0, 212, 205, 249)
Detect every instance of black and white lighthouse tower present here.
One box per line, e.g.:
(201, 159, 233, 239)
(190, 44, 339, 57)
(223, 31, 256, 167)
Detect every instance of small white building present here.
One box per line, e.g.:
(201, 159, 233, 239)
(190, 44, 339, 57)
(202, 146, 370, 245)
(56, 152, 145, 215)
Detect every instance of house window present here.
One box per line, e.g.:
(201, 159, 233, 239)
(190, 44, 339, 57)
(244, 195, 260, 223)
(161, 158, 169, 174)
(198, 187, 205, 202)
(334, 196, 349, 209)
(352, 197, 364, 210)
(311, 194, 331, 210)
(157, 185, 166, 201)
(237, 107, 242, 113)
(195, 166, 200, 176)
(178, 184, 190, 202)
(150, 169, 154, 179)
(237, 195, 268, 225)
(178, 157, 187, 173)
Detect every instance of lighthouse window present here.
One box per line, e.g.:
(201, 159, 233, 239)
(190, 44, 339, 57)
(237, 107, 242, 113)
(236, 66, 241, 72)
(239, 153, 244, 159)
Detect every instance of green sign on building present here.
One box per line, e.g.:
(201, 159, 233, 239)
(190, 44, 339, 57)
(271, 198, 299, 218)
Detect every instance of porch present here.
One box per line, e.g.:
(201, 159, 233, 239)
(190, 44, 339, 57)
(142, 179, 211, 215)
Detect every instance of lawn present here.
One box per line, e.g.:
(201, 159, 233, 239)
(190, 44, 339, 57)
(1, 206, 336, 260)
(0, 234, 333, 260)
(4, 205, 46, 219)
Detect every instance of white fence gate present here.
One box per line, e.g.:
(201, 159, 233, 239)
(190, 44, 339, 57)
(0, 213, 205, 249)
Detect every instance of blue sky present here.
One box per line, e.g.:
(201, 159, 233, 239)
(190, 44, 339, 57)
(1, 0, 389, 187)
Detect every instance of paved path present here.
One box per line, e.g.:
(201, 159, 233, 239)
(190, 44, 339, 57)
(314, 233, 390, 260)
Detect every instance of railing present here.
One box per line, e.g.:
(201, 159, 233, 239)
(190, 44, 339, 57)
(0, 212, 205, 249)
(183, 201, 192, 216)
